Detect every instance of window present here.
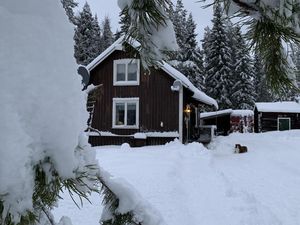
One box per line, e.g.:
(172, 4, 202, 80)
(278, 117, 291, 131)
(113, 59, 140, 86)
(113, 98, 139, 128)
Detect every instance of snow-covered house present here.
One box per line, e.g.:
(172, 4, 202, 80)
(82, 37, 218, 146)
(200, 109, 254, 135)
(254, 101, 300, 132)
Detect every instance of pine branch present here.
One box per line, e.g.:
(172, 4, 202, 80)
(248, 17, 299, 93)
(201, 0, 300, 92)
(122, 0, 174, 69)
(231, 0, 259, 13)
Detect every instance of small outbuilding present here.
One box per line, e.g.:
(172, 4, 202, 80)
(200, 109, 254, 135)
(254, 101, 300, 132)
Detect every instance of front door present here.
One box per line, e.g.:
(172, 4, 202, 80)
(278, 117, 291, 131)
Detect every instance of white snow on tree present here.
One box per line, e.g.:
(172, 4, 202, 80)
(221, 0, 300, 91)
(101, 16, 114, 50)
(290, 43, 300, 88)
(230, 26, 255, 109)
(126, 0, 300, 91)
(168, 1, 205, 90)
(117, 0, 178, 68)
(253, 51, 275, 102)
(61, 0, 78, 25)
(171, 0, 188, 57)
(202, 3, 234, 109)
(74, 2, 102, 66)
(0, 0, 93, 223)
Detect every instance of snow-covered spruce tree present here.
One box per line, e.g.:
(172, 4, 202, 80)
(202, 3, 234, 109)
(172, 0, 187, 59)
(74, 2, 102, 65)
(94, 14, 105, 55)
(230, 26, 255, 109)
(124, 0, 300, 91)
(118, 6, 131, 36)
(253, 52, 274, 102)
(168, 2, 205, 90)
(225, 20, 238, 71)
(177, 13, 205, 90)
(290, 43, 300, 88)
(101, 17, 114, 51)
(61, 0, 78, 25)
(218, 0, 300, 91)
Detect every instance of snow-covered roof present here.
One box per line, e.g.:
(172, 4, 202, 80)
(200, 109, 233, 119)
(231, 110, 254, 117)
(161, 63, 217, 108)
(255, 102, 300, 113)
(85, 37, 218, 109)
(200, 109, 254, 119)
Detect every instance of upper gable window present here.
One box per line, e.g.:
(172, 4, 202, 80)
(113, 59, 140, 86)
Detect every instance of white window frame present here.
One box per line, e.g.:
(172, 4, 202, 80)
(113, 59, 140, 86)
(112, 98, 139, 129)
(277, 117, 291, 131)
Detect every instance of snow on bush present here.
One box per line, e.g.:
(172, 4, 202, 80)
(100, 169, 166, 225)
(0, 0, 88, 222)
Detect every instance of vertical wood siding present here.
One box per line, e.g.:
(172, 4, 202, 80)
(254, 110, 300, 132)
(89, 50, 179, 139)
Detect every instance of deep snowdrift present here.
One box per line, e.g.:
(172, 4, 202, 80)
(54, 131, 300, 225)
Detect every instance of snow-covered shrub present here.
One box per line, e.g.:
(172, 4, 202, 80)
(0, 1, 167, 225)
(0, 0, 98, 224)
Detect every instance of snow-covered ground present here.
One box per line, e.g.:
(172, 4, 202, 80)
(54, 130, 300, 225)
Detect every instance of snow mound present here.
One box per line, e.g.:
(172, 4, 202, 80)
(55, 131, 300, 225)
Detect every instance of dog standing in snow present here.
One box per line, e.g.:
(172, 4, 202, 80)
(234, 144, 248, 154)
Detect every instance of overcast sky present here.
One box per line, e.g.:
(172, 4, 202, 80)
(76, 0, 213, 41)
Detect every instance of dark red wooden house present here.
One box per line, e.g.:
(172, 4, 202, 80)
(83, 37, 218, 146)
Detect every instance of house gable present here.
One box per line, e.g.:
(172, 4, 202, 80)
(86, 37, 218, 109)
(89, 49, 180, 137)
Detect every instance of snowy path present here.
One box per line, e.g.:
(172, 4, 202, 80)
(53, 131, 300, 225)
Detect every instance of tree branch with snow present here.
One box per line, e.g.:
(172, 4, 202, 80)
(123, 0, 300, 92)
(117, 0, 178, 69)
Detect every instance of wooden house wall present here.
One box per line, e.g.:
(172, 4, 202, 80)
(254, 109, 300, 132)
(89, 50, 179, 139)
(254, 108, 259, 133)
(89, 136, 176, 147)
(202, 114, 231, 136)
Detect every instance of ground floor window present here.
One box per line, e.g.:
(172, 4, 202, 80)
(278, 117, 291, 131)
(112, 98, 139, 128)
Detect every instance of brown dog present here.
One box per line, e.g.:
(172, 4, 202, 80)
(235, 144, 248, 154)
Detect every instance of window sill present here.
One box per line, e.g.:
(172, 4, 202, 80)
(112, 126, 139, 129)
(113, 82, 139, 86)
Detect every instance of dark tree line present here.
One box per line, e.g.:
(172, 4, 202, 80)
(63, 0, 299, 109)
(167, 1, 298, 110)
(62, 0, 114, 66)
